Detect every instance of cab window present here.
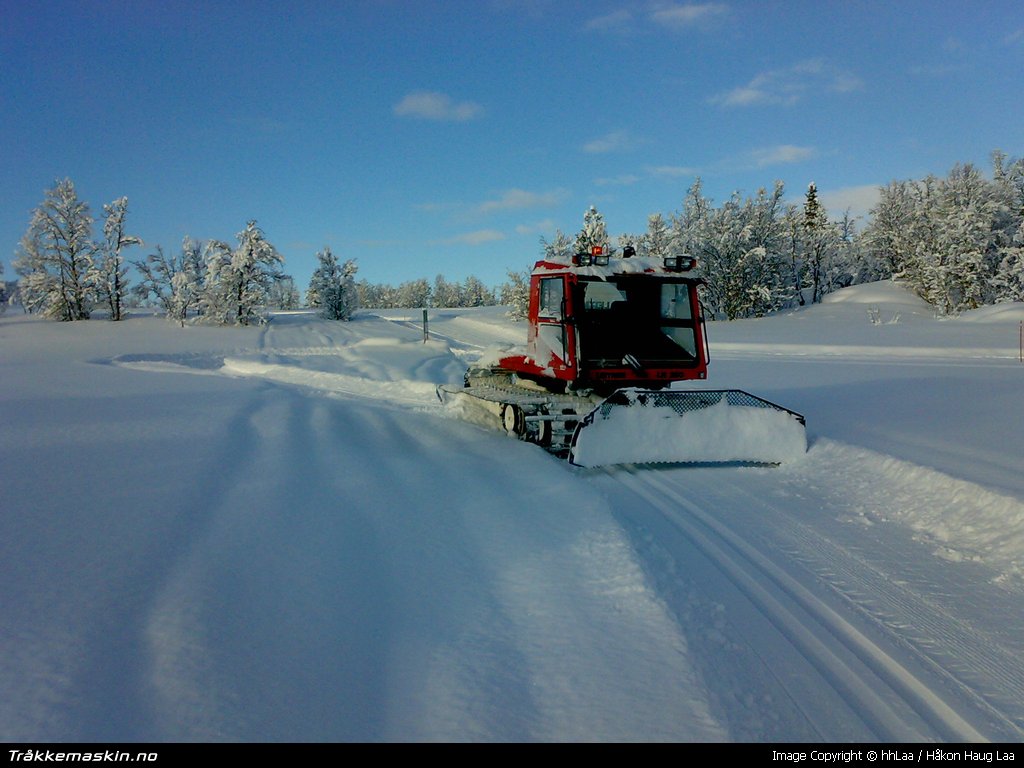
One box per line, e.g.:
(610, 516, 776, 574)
(539, 277, 564, 319)
(660, 284, 693, 320)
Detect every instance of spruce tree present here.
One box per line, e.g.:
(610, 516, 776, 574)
(573, 206, 610, 255)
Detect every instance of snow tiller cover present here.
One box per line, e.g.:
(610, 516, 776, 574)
(567, 388, 807, 468)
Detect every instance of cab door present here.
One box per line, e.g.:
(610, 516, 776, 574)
(535, 275, 575, 375)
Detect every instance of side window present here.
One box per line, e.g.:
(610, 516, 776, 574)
(539, 277, 564, 319)
(660, 284, 692, 320)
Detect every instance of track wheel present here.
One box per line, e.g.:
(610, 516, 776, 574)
(501, 403, 527, 439)
(535, 411, 552, 446)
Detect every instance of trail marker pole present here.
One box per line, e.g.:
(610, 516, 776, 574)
(423, 309, 429, 344)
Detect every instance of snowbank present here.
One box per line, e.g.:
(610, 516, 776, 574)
(956, 302, 1024, 323)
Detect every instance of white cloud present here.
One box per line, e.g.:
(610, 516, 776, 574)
(649, 164, 699, 178)
(477, 188, 568, 214)
(712, 59, 863, 107)
(749, 145, 817, 168)
(649, 2, 729, 29)
(594, 174, 643, 186)
(818, 184, 881, 221)
(943, 36, 965, 53)
(583, 130, 639, 154)
(442, 229, 506, 246)
(515, 219, 559, 235)
(908, 63, 959, 77)
(828, 71, 864, 93)
(393, 91, 484, 122)
(585, 9, 633, 32)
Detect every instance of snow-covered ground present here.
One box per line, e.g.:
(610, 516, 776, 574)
(2, 281, 1023, 742)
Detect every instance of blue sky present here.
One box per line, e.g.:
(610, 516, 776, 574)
(2, 0, 1022, 292)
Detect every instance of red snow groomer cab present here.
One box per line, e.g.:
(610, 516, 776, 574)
(438, 246, 806, 467)
(504, 246, 709, 392)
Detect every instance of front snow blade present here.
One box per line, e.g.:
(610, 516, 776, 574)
(568, 389, 807, 468)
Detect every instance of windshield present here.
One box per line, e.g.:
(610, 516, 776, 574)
(577, 278, 698, 365)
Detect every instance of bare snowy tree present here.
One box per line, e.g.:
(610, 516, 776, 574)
(267, 276, 301, 310)
(541, 229, 573, 261)
(13, 179, 95, 320)
(92, 197, 142, 321)
(201, 221, 283, 325)
(135, 237, 206, 324)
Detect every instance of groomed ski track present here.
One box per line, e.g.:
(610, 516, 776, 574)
(593, 463, 1024, 741)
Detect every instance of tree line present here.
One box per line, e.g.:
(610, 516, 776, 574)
(10, 154, 1024, 325)
(862, 152, 1024, 314)
(11, 179, 292, 325)
(540, 151, 1022, 321)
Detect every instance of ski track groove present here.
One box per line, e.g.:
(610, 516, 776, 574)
(607, 465, 990, 743)
(720, 477, 1024, 738)
(730, 478, 1022, 740)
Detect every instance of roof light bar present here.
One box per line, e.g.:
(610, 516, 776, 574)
(663, 255, 697, 272)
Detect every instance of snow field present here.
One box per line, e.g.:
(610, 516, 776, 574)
(2, 281, 1024, 741)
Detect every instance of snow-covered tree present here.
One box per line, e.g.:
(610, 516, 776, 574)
(201, 221, 284, 325)
(801, 182, 842, 304)
(499, 267, 530, 320)
(991, 227, 1024, 302)
(780, 204, 808, 306)
(644, 212, 675, 259)
(198, 239, 236, 324)
(267, 276, 300, 310)
(92, 197, 141, 321)
(863, 180, 917, 280)
(396, 278, 431, 308)
(432, 274, 463, 308)
(13, 179, 95, 320)
(862, 158, 1018, 314)
(932, 163, 1000, 313)
(833, 209, 863, 288)
(136, 238, 206, 324)
(573, 206, 610, 255)
(461, 275, 493, 307)
(0, 261, 5, 316)
(541, 229, 573, 262)
(675, 179, 791, 319)
(357, 280, 394, 308)
(992, 150, 1024, 218)
(308, 247, 359, 320)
